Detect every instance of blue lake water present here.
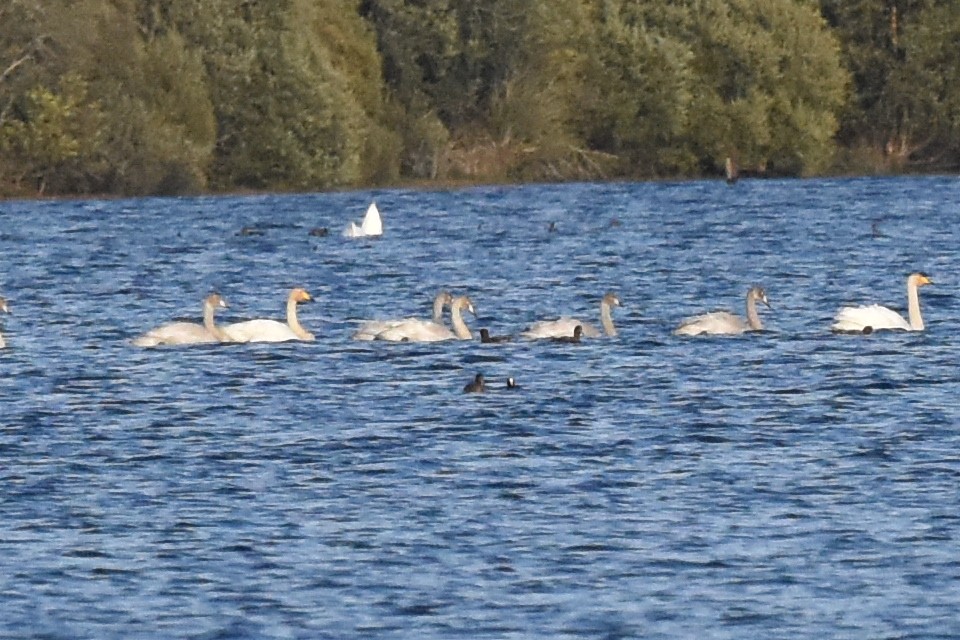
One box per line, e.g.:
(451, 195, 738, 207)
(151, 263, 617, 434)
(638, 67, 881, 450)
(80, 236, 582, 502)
(2, 176, 960, 638)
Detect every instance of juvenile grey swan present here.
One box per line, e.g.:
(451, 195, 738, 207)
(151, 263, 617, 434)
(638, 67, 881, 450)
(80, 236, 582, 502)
(223, 288, 315, 343)
(831, 272, 932, 332)
(0, 297, 9, 349)
(522, 292, 621, 339)
(374, 295, 475, 342)
(675, 286, 770, 336)
(552, 325, 583, 343)
(132, 293, 230, 347)
(353, 291, 452, 341)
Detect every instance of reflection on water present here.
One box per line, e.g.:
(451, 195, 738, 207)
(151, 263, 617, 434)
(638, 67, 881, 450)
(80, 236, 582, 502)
(2, 177, 960, 638)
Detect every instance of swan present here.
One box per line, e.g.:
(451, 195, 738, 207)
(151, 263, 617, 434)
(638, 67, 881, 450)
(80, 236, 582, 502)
(343, 202, 383, 238)
(223, 288, 315, 343)
(374, 295, 475, 342)
(522, 292, 621, 339)
(675, 286, 770, 336)
(463, 373, 485, 393)
(0, 297, 9, 349)
(133, 293, 230, 347)
(831, 272, 932, 332)
(352, 291, 452, 340)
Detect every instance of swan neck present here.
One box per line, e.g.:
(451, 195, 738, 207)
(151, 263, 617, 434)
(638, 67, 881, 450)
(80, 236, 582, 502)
(451, 303, 472, 339)
(746, 293, 762, 330)
(287, 298, 313, 339)
(203, 302, 229, 342)
(600, 301, 617, 337)
(907, 280, 924, 330)
(432, 297, 445, 322)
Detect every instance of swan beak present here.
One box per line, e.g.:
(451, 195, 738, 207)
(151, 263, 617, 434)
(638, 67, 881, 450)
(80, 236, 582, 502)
(920, 275, 933, 286)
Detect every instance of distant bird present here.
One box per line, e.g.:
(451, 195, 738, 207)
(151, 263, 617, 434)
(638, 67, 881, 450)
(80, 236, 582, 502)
(463, 373, 485, 394)
(506, 377, 519, 389)
(480, 328, 511, 343)
(724, 156, 739, 185)
(548, 221, 558, 233)
(237, 226, 263, 237)
(309, 227, 329, 237)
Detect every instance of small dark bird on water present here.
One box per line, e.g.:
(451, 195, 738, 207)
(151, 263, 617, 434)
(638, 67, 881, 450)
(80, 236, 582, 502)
(480, 328, 512, 343)
(308, 227, 329, 237)
(506, 377, 519, 390)
(463, 373, 486, 393)
(552, 325, 583, 344)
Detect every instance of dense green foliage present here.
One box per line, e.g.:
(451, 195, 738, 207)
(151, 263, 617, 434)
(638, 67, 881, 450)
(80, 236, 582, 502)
(0, 0, 956, 197)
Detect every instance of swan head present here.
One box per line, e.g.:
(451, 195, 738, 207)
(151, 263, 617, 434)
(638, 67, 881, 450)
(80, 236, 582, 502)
(204, 293, 227, 309)
(749, 286, 771, 308)
(0, 297, 8, 314)
(290, 288, 313, 304)
(909, 273, 933, 288)
(454, 295, 476, 315)
(602, 292, 621, 308)
(436, 291, 454, 305)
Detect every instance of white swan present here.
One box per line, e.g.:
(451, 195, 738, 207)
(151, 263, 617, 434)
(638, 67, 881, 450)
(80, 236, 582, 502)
(522, 292, 621, 339)
(0, 297, 9, 349)
(343, 202, 383, 238)
(832, 272, 932, 332)
(374, 295, 475, 342)
(675, 286, 770, 336)
(223, 288, 315, 343)
(132, 293, 230, 347)
(352, 291, 452, 340)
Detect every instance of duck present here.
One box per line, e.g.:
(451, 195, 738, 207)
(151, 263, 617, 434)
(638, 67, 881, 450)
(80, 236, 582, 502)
(353, 291, 452, 340)
(506, 377, 519, 390)
(479, 328, 512, 343)
(463, 373, 485, 393)
(551, 325, 583, 343)
(831, 272, 932, 332)
(0, 297, 9, 349)
(343, 202, 383, 238)
(522, 292, 621, 339)
(675, 286, 770, 336)
(223, 288, 315, 343)
(375, 295, 476, 342)
(132, 293, 230, 347)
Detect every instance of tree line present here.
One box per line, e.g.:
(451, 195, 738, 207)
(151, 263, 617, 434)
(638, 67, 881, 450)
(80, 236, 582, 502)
(1, 0, 957, 198)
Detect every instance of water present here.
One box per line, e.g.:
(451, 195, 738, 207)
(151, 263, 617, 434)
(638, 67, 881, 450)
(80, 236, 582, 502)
(2, 177, 960, 638)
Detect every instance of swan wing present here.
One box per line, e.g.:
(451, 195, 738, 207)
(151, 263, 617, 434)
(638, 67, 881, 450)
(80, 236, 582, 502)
(133, 322, 217, 347)
(360, 202, 383, 236)
(831, 304, 910, 332)
(522, 317, 599, 339)
(224, 319, 300, 343)
(375, 320, 456, 342)
(675, 311, 749, 336)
